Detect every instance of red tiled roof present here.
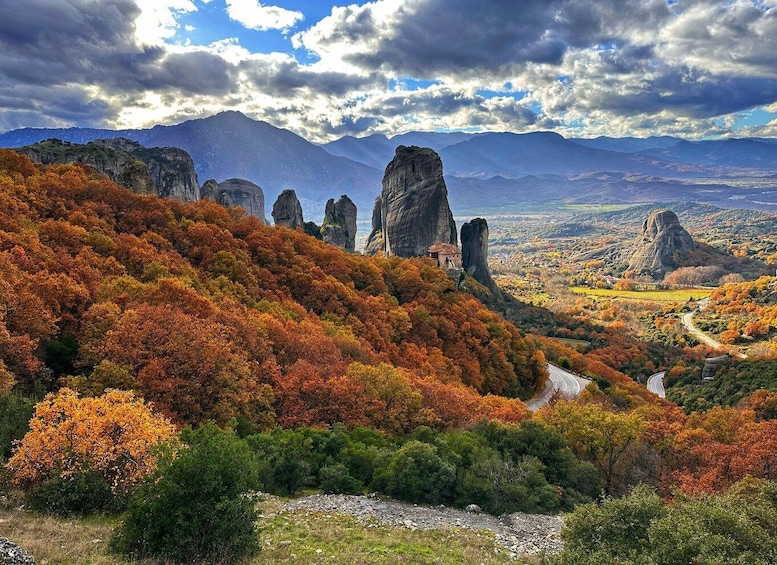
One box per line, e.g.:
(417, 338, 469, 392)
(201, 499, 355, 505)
(428, 243, 461, 254)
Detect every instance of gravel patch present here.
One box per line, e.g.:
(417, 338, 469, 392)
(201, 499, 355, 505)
(282, 494, 564, 559)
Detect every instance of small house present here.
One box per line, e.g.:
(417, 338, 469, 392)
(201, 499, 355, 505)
(428, 243, 462, 270)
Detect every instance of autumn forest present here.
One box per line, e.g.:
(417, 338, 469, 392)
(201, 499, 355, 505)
(3, 150, 777, 563)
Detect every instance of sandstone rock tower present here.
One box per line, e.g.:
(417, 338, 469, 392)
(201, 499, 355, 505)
(373, 145, 457, 257)
(461, 218, 502, 298)
(364, 196, 384, 256)
(202, 178, 266, 222)
(627, 209, 696, 277)
(321, 195, 357, 252)
(272, 189, 304, 229)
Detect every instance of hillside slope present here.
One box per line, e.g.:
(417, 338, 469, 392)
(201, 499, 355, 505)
(0, 150, 546, 431)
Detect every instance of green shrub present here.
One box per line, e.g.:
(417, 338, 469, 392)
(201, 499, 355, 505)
(457, 455, 560, 514)
(319, 463, 362, 494)
(25, 468, 122, 516)
(112, 422, 261, 564)
(0, 392, 34, 461)
(372, 441, 455, 504)
(548, 481, 777, 565)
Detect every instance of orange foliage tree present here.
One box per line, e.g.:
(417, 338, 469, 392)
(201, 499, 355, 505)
(6, 388, 176, 490)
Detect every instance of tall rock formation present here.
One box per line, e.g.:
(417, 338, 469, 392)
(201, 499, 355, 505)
(364, 196, 384, 256)
(321, 195, 357, 252)
(627, 209, 696, 277)
(379, 145, 457, 257)
(461, 218, 502, 298)
(17, 138, 200, 201)
(272, 189, 304, 229)
(201, 178, 266, 222)
(93, 138, 199, 201)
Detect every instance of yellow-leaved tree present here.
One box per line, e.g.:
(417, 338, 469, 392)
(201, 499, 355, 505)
(6, 388, 177, 490)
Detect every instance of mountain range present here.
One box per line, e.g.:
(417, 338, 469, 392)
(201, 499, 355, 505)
(2, 111, 777, 218)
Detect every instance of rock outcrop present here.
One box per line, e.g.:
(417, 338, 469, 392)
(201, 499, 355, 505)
(17, 138, 200, 201)
(627, 210, 696, 278)
(321, 195, 357, 252)
(378, 146, 457, 257)
(364, 196, 384, 256)
(461, 218, 502, 298)
(0, 538, 35, 565)
(201, 178, 266, 222)
(272, 189, 304, 229)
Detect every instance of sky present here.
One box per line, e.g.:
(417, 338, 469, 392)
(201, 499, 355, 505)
(1, 0, 777, 142)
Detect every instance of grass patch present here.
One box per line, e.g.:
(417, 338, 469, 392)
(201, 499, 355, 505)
(0, 497, 536, 564)
(0, 508, 123, 565)
(570, 287, 712, 303)
(256, 497, 517, 564)
(554, 338, 591, 352)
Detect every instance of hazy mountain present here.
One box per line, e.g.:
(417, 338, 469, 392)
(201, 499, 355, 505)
(636, 139, 777, 170)
(0, 112, 382, 218)
(3, 112, 777, 218)
(322, 131, 476, 170)
(571, 136, 681, 153)
(437, 132, 729, 179)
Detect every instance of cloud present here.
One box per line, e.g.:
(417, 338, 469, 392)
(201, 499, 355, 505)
(225, 0, 303, 31)
(1, 0, 777, 142)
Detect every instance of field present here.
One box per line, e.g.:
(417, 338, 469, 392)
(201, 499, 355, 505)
(570, 287, 713, 303)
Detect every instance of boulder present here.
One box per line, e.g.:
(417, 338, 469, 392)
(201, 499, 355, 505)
(0, 538, 35, 565)
(627, 210, 696, 278)
(321, 195, 357, 252)
(202, 178, 266, 222)
(461, 218, 502, 298)
(379, 146, 457, 257)
(364, 196, 384, 256)
(272, 189, 304, 229)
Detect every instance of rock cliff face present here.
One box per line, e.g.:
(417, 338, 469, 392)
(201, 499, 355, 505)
(627, 210, 696, 277)
(321, 195, 357, 252)
(202, 178, 266, 222)
(461, 218, 502, 298)
(272, 189, 304, 229)
(378, 146, 457, 257)
(18, 138, 200, 201)
(364, 196, 385, 256)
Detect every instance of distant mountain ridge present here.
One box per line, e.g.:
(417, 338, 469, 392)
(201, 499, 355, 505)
(3, 111, 777, 217)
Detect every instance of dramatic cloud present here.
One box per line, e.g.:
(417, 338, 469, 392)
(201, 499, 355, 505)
(1, 0, 777, 139)
(225, 0, 303, 31)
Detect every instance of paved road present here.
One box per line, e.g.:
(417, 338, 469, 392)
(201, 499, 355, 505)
(647, 371, 666, 398)
(526, 364, 592, 411)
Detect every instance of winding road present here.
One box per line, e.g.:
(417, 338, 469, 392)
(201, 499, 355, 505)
(647, 371, 666, 398)
(526, 364, 592, 411)
(682, 298, 747, 359)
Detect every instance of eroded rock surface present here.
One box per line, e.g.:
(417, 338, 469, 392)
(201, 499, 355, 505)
(364, 196, 384, 256)
(18, 138, 200, 201)
(379, 146, 457, 257)
(627, 210, 696, 277)
(202, 178, 266, 221)
(321, 195, 357, 252)
(461, 218, 502, 298)
(272, 189, 304, 229)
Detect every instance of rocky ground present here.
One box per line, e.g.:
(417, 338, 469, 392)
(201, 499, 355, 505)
(0, 537, 36, 565)
(282, 494, 564, 559)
